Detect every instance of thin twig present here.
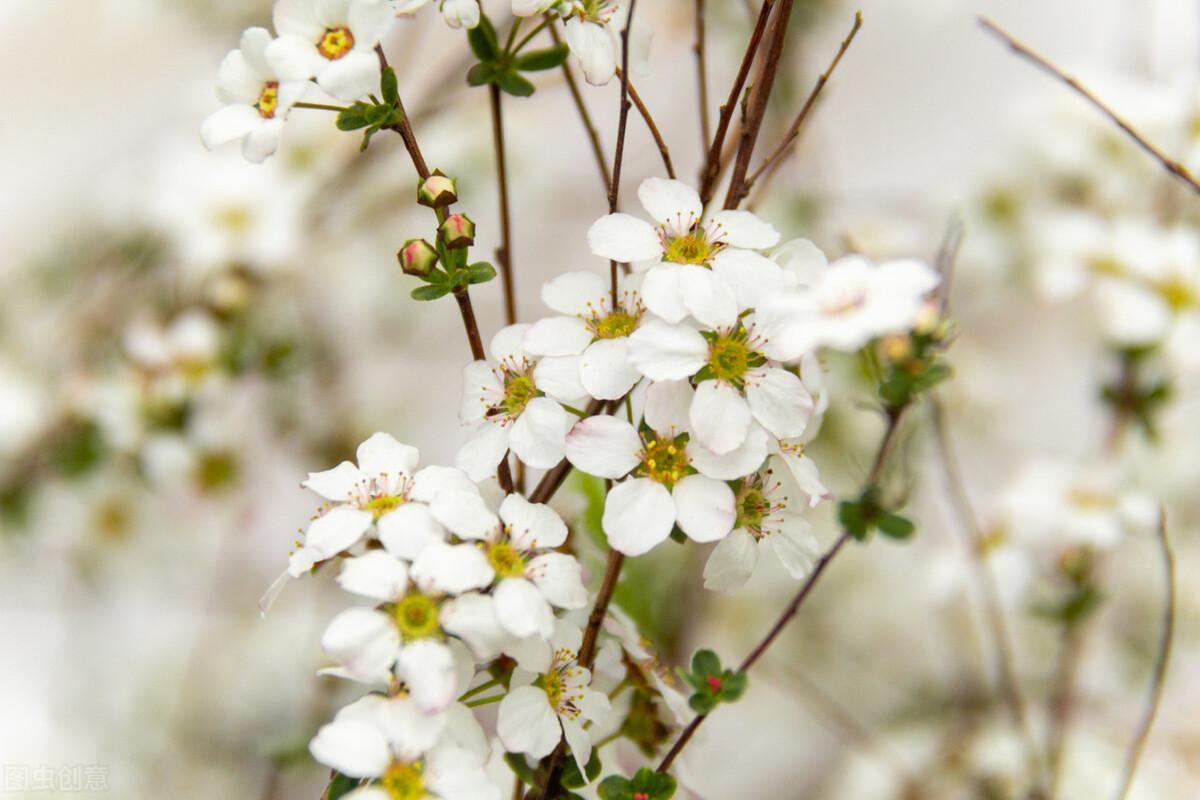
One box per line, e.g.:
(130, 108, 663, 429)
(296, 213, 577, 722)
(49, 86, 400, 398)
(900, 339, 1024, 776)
(743, 11, 864, 197)
(548, 25, 612, 192)
(657, 404, 911, 773)
(1110, 510, 1175, 800)
(930, 397, 1047, 792)
(1046, 620, 1087, 796)
(606, 0, 638, 308)
(454, 289, 514, 494)
(694, 0, 712, 150)
(579, 548, 626, 668)
(616, 69, 677, 179)
(699, 0, 776, 205)
(723, 0, 796, 209)
(488, 83, 518, 325)
(979, 16, 1200, 195)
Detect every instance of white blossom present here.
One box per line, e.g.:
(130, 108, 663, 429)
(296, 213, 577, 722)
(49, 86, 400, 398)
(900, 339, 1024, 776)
(268, 0, 395, 101)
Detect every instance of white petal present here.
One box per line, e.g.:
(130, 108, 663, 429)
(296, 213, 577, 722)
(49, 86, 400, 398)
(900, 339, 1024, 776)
(498, 687, 562, 758)
(461, 360, 501, 423)
(296, 507, 374, 572)
(409, 465, 478, 503)
(673, 475, 735, 543)
(757, 290, 820, 362)
(638, 177, 702, 229)
(456, 422, 509, 482)
(587, 213, 662, 262)
(566, 17, 617, 86)
(640, 265, 689, 324)
(527, 553, 588, 609)
(580, 338, 641, 400)
(337, 551, 408, 601)
(376, 696, 446, 761)
(777, 451, 831, 506)
(711, 249, 786, 309)
(441, 593, 511, 660)
(710, 209, 781, 249)
(378, 502, 447, 560)
(241, 118, 284, 163)
(239, 26, 275, 76)
(215, 49, 265, 102)
(679, 264, 738, 329)
(321, 608, 399, 684)
(302, 461, 362, 501)
(431, 490, 499, 540)
(524, 316, 592, 357)
(689, 381, 752, 455)
(508, 397, 572, 469)
(746, 367, 815, 440)
(772, 238, 828, 287)
(690, 423, 768, 480)
(500, 494, 568, 549)
(643, 378, 693, 434)
(309, 719, 391, 778)
(601, 478, 676, 556)
(357, 431, 419, 478)
(274, 0, 324, 37)
(561, 716, 594, 778)
(201, 104, 261, 150)
(317, 50, 380, 101)
(396, 639, 457, 714)
(490, 323, 532, 364)
(563, 415, 641, 479)
(494, 577, 555, 640)
(703, 529, 759, 592)
(534, 355, 587, 403)
(627, 319, 707, 381)
(411, 541, 494, 595)
(348, 0, 395, 45)
(265, 34, 326, 80)
(769, 517, 819, 579)
(541, 271, 608, 316)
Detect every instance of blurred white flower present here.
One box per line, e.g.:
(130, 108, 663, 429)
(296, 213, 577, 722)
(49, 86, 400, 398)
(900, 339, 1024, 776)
(394, 0, 481, 29)
(560, 1, 650, 86)
(268, 0, 394, 101)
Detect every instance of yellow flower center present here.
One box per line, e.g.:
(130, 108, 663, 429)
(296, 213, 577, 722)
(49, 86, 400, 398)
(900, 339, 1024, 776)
(381, 761, 425, 800)
(1156, 276, 1196, 311)
(1067, 488, 1116, 512)
(393, 593, 441, 640)
(663, 232, 714, 265)
(736, 486, 769, 533)
(503, 373, 537, 417)
(543, 670, 564, 709)
(487, 542, 526, 579)
(704, 326, 765, 389)
(317, 26, 355, 60)
(588, 309, 642, 340)
(365, 494, 405, 518)
(638, 433, 690, 489)
(256, 81, 279, 119)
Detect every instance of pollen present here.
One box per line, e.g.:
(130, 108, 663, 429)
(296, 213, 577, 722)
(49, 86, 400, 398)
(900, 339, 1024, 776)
(588, 309, 642, 339)
(392, 593, 441, 640)
(663, 232, 715, 265)
(487, 542, 526, 579)
(639, 434, 691, 489)
(365, 494, 404, 518)
(502, 372, 538, 417)
(381, 761, 425, 800)
(256, 81, 279, 119)
(706, 327, 765, 389)
(317, 26, 355, 60)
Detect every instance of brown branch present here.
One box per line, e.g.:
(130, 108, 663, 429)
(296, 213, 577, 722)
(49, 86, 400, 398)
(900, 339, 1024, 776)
(979, 16, 1200, 195)
(454, 288, 514, 495)
(1046, 619, 1087, 796)
(616, 68, 677, 179)
(743, 11, 863, 196)
(548, 25, 612, 193)
(930, 397, 1046, 792)
(694, 0, 712, 150)
(699, 0, 775, 205)
(1111, 510, 1175, 800)
(722, 0, 796, 209)
(488, 83, 518, 325)
(606, 0, 638, 309)
(658, 403, 911, 774)
(579, 547, 626, 668)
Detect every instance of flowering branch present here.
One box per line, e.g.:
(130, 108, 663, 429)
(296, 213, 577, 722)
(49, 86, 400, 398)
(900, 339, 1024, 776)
(979, 16, 1200, 195)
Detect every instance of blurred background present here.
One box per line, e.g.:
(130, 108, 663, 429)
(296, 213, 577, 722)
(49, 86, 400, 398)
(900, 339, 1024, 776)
(1, 0, 1198, 797)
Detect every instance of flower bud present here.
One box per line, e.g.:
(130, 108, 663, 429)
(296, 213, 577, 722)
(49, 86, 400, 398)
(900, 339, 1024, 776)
(398, 238, 439, 277)
(417, 171, 458, 208)
(440, 213, 475, 249)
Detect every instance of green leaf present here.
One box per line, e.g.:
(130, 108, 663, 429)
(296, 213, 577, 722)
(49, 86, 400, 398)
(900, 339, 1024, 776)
(50, 420, 106, 478)
(467, 62, 498, 87)
(838, 499, 869, 540)
(597, 768, 677, 800)
(516, 44, 570, 71)
(467, 14, 500, 61)
(719, 670, 748, 702)
(496, 69, 536, 97)
(335, 103, 371, 131)
(381, 66, 398, 104)
(412, 284, 451, 301)
(561, 750, 603, 789)
(323, 772, 360, 800)
(688, 693, 717, 714)
(503, 753, 537, 786)
(690, 649, 721, 679)
(364, 103, 394, 127)
(876, 512, 915, 540)
(466, 261, 497, 285)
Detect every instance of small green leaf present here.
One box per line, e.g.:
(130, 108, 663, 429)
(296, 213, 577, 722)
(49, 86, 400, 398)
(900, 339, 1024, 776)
(364, 103, 394, 127)
(516, 44, 570, 71)
(467, 62, 498, 87)
(466, 261, 497, 285)
(838, 500, 869, 540)
(323, 772, 360, 800)
(561, 750, 603, 789)
(335, 103, 371, 131)
(719, 670, 748, 702)
(503, 753, 537, 786)
(599, 768, 677, 800)
(690, 649, 721, 679)
(467, 14, 500, 61)
(381, 65, 398, 104)
(496, 69, 536, 97)
(876, 512, 915, 540)
(412, 284, 451, 301)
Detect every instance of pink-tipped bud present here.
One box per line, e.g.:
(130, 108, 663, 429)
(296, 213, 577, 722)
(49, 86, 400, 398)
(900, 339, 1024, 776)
(440, 213, 475, 249)
(398, 238, 439, 277)
(417, 172, 458, 208)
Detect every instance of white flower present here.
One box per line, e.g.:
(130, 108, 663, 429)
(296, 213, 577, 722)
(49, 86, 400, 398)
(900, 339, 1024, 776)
(458, 324, 583, 481)
(563, 380, 765, 555)
(287, 432, 474, 578)
(627, 316, 816, 455)
(310, 695, 499, 799)
(497, 621, 612, 773)
(702, 459, 821, 592)
(201, 28, 309, 163)
(394, 0, 481, 29)
(431, 492, 587, 640)
(123, 310, 221, 377)
(588, 178, 783, 328)
(757, 255, 940, 360)
(523, 271, 646, 401)
(322, 543, 507, 711)
(268, 0, 395, 101)
(561, 1, 650, 86)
